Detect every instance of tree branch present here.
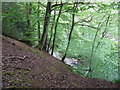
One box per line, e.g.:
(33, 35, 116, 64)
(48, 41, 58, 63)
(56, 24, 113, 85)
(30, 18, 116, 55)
(51, 2, 91, 8)
(76, 24, 99, 29)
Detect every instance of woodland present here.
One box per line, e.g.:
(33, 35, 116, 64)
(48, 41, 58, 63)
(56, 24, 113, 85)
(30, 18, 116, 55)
(2, 1, 120, 88)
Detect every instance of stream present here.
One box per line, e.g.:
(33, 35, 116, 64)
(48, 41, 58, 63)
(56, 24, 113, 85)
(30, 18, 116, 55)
(49, 51, 79, 67)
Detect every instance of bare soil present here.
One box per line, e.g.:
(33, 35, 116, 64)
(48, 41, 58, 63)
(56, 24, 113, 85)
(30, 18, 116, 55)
(2, 36, 119, 88)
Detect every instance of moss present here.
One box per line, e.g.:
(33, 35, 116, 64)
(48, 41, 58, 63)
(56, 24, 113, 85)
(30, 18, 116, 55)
(8, 86, 20, 88)
(71, 82, 79, 87)
(21, 73, 34, 84)
(14, 80, 22, 84)
(63, 65, 72, 70)
(9, 86, 29, 88)
(21, 86, 30, 88)
(49, 66, 60, 74)
(13, 69, 34, 84)
(3, 71, 14, 76)
(20, 46, 44, 58)
(39, 55, 44, 58)
(28, 49, 44, 58)
(29, 49, 38, 54)
(57, 62, 72, 70)
(20, 73, 33, 83)
(19, 46, 28, 51)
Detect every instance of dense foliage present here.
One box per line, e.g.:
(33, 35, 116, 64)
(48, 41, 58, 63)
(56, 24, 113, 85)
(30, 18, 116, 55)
(2, 1, 119, 82)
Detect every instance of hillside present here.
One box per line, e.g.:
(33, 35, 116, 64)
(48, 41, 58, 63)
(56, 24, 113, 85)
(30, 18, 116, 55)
(2, 36, 119, 88)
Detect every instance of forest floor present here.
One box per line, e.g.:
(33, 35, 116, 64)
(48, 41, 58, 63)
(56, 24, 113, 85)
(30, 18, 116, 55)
(2, 35, 119, 88)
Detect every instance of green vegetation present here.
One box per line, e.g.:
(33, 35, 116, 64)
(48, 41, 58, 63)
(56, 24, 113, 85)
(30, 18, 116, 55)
(2, 1, 119, 82)
(71, 82, 79, 87)
(3, 69, 32, 88)
(3, 71, 14, 76)
(49, 66, 60, 74)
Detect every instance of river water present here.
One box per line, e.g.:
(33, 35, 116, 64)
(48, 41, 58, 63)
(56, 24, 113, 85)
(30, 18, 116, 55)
(49, 51, 79, 67)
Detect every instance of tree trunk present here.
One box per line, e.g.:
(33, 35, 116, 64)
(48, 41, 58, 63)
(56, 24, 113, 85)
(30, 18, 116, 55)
(40, 1, 51, 50)
(25, 3, 32, 45)
(62, 14, 75, 62)
(47, 10, 56, 52)
(37, 2, 41, 45)
(51, 4, 63, 56)
(26, 3, 32, 29)
(88, 13, 108, 77)
(26, 3, 29, 28)
(62, 3, 76, 62)
(44, 34, 48, 50)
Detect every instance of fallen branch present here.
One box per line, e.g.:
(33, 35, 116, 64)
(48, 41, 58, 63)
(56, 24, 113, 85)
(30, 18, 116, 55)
(2, 56, 29, 60)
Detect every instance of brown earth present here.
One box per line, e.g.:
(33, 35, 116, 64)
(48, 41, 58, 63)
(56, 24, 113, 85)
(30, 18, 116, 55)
(2, 35, 119, 88)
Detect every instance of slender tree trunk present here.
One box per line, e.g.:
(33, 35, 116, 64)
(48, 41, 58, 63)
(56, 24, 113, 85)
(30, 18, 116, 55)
(62, 3, 77, 62)
(62, 14, 75, 62)
(27, 3, 32, 28)
(88, 12, 108, 77)
(38, 21, 40, 42)
(44, 35, 48, 50)
(40, 1, 51, 50)
(95, 14, 110, 52)
(26, 3, 32, 45)
(51, 4, 63, 56)
(26, 3, 29, 28)
(26, 3, 31, 31)
(37, 2, 41, 45)
(47, 10, 56, 52)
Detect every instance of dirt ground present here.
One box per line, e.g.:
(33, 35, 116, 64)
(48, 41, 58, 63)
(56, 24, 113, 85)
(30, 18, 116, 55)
(2, 36, 119, 88)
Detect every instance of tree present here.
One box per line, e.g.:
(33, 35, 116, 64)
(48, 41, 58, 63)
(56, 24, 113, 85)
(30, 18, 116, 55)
(51, 2, 63, 55)
(40, 1, 52, 50)
(62, 3, 77, 62)
(25, 3, 33, 45)
(47, 9, 56, 52)
(2, 1, 118, 82)
(37, 2, 41, 47)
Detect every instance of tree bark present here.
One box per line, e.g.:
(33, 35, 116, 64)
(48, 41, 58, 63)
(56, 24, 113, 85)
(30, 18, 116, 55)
(26, 3, 32, 29)
(62, 14, 75, 62)
(88, 12, 108, 77)
(95, 14, 110, 51)
(37, 2, 41, 45)
(47, 10, 56, 52)
(40, 1, 51, 50)
(51, 4, 63, 56)
(25, 3, 32, 45)
(62, 3, 76, 62)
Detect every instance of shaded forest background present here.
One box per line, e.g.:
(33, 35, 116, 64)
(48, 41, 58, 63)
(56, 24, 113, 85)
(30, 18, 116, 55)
(2, 1, 119, 82)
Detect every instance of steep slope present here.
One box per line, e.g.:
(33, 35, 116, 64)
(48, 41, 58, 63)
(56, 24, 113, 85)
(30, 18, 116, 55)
(2, 36, 119, 88)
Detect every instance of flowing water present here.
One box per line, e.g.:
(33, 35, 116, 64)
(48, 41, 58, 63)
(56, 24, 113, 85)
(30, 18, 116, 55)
(49, 50, 79, 67)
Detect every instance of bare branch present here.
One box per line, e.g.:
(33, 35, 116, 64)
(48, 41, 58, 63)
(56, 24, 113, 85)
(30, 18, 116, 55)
(74, 15, 94, 25)
(76, 24, 99, 30)
(51, 2, 91, 8)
